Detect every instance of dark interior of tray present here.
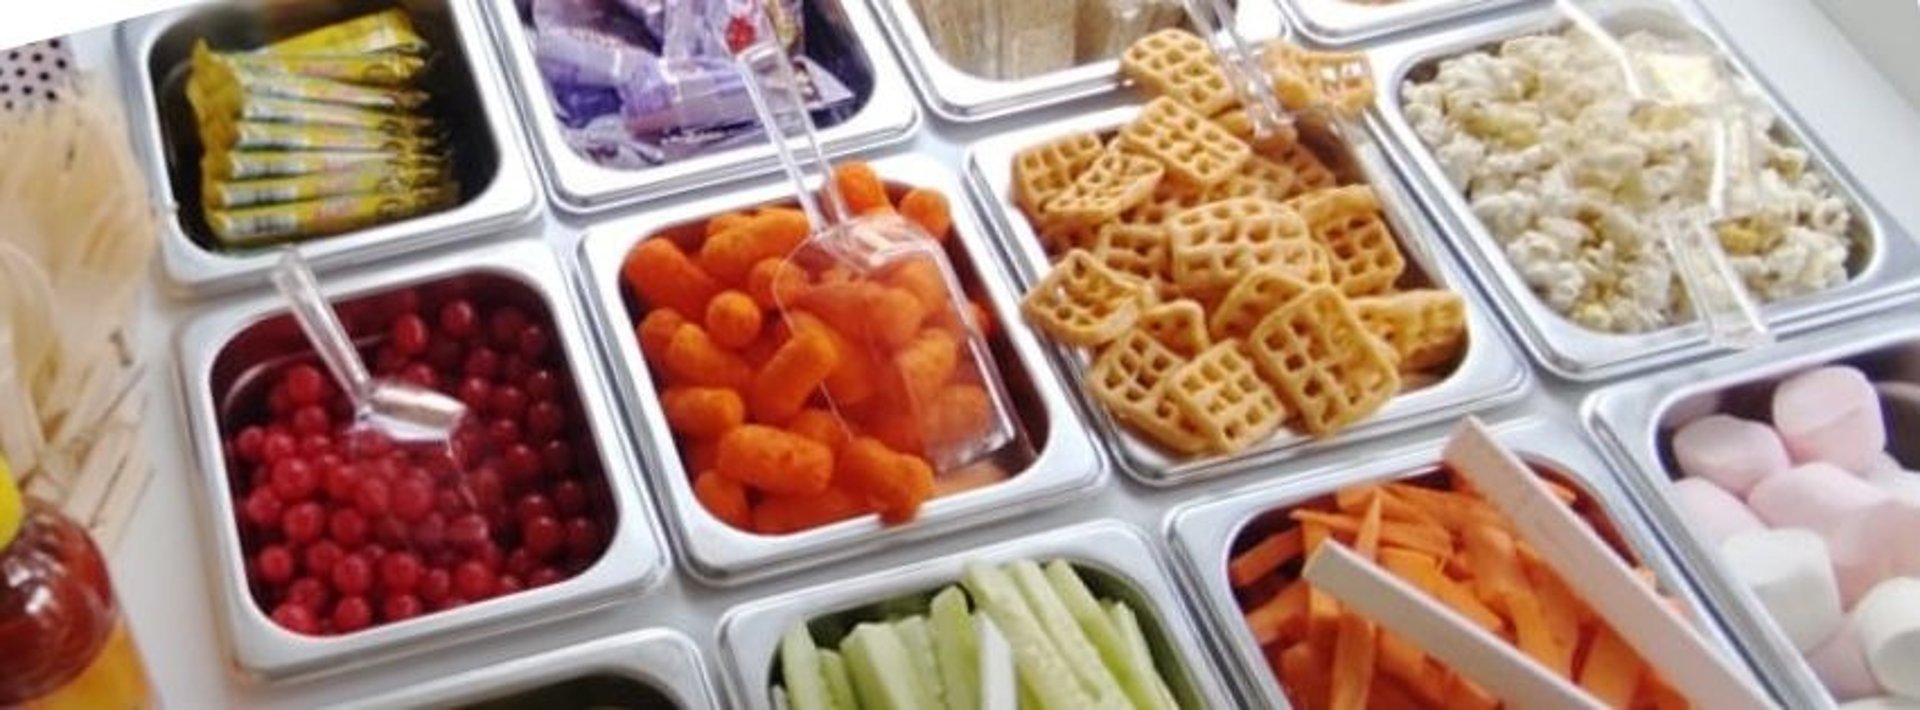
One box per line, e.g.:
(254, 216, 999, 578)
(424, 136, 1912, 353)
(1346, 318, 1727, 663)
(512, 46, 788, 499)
(456, 673, 679, 710)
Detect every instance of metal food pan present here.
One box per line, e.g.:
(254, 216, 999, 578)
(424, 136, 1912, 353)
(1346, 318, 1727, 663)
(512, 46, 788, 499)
(324, 628, 721, 709)
(868, 0, 1288, 123)
(715, 520, 1232, 708)
(1277, 0, 1531, 47)
(575, 153, 1104, 586)
(1165, 416, 1778, 708)
(1584, 309, 1920, 710)
(478, 0, 918, 215)
(118, 0, 542, 297)
(1368, 0, 1920, 382)
(173, 239, 669, 682)
(965, 105, 1531, 487)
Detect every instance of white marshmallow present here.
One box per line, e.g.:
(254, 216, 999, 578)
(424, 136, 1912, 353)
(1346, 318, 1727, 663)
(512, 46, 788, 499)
(1812, 620, 1887, 701)
(1672, 414, 1791, 495)
(1840, 697, 1920, 710)
(1774, 367, 1887, 472)
(1720, 528, 1844, 652)
(1673, 477, 1765, 545)
(1867, 465, 1920, 507)
(1855, 577, 1920, 699)
(1749, 463, 1891, 533)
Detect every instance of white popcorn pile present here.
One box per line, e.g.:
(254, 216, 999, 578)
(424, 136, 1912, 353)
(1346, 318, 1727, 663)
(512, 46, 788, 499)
(1401, 29, 1856, 333)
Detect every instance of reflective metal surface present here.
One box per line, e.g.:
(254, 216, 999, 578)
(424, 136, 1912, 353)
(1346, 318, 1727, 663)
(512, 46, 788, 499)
(327, 628, 721, 709)
(1278, 0, 1530, 47)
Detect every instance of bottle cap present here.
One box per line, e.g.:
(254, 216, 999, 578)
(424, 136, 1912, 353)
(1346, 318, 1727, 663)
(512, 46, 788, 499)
(0, 455, 21, 549)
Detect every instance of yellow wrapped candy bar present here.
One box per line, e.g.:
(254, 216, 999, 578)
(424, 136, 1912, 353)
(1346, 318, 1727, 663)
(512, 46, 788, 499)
(203, 165, 450, 209)
(265, 9, 428, 56)
(201, 149, 446, 181)
(188, 54, 428, 111)
(195, 92, 434, 135)
(192, 41, 425, 86)
(207, 184, 457, 245)
(201, 119, 441, 153)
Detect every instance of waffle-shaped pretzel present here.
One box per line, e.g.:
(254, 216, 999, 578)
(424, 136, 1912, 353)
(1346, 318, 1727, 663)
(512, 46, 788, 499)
(1198, 154, 1304, 204)
(1092, 222, 1171, 284)
(1138, 299, 1210, 356)
(1215, 107, 1301, 152)
(1120, 29, 1238, 117)
(1288, 185, 1405, 296)
(1246, 286, 1400, 436)
(1036, 215, 1101, 257)
(1166, 340, 1286, 453)
(1118, 97, 1251, 188)
(1088, 330, 1209, 454)
(1020, 250, 1154, 347)
(1209, 267, 1314, 340)
(1047, 149, 1165, 225)
(1352, 289, 1467, 372)
(1013, 132, 1103, 219)
(1266, 141, 1340, 197)
(1263, 43, 1376, 118)
(1167, 197, 1313, 298)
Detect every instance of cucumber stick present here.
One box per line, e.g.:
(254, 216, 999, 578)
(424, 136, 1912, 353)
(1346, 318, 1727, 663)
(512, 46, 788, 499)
(895, 616, 946, 708)
(843, 622, 939, 710)
(962, 562, 1095, 709)
(1107, 601, 1179, 710)
(1006, 560, 1129, 708)
(1044, 561, 1176, 710)
(931, 587, 980, 710)
(820, 649, 859, 710)
(978, 614, 1019, 710)
(781, 623, 836, 710)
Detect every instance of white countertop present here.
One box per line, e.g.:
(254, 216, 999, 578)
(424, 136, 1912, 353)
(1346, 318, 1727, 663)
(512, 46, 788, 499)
(104, 0, 1920, 707)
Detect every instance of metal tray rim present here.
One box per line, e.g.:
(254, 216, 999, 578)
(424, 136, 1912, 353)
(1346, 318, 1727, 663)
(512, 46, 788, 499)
(322, 627, 722, 710)
(1279, 0, 1534, 48)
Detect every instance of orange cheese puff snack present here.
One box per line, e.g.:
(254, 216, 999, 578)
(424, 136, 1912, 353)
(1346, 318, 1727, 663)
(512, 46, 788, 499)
(685, 439, 721, 473)
(858, 400, 926, 459)
(750, 329, 841, 423)
(923, 383, 995, 449)
(884, 258, 954, 314)
(818, 266, 856, 286)
(837, 437, 935, 524)
(834, 162, 891, 214)
(739, 328, 786, 370)
(753, 486, 868, 535)
(637, 308, 688, 358)
(786, 408, 851, 454)
(704, 290, 763, 349)
(787, 312, 878, 407)
(796, 281, 880, 340)
(716, 424, 835, 496)
(894, 329, 960, 406)
(899, 188, 953, 242)
(663, 324, 754, 391)
(747, 258, 811, 309)
(706, 211, 752, 239)
(870, 288, 928, 349)
(662, 386, 746, 439)
(693, 470, 752, 529)
(699, 208, 814, 284)
(625, 239, 721, 318)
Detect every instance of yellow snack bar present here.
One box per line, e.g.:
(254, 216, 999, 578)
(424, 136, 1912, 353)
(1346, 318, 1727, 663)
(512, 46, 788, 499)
(188, 56, 428, 111)
(201, 149, 447, 181)
(265, 9, 429, 56)
(197, 93, 434, 135)
(202, 165, 451, 209)
(193, 41, 425, 86)
(208, 184, 458, 245)
(203, 119, 441, 153)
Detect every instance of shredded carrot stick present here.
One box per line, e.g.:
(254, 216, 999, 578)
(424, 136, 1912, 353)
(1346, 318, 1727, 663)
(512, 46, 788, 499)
(1289, 509, 1453, 558)
(1230, 529, 1304, 589)
(1245, 579, 1310, 645)
(1328, 611, 1378, 710)
(1578, 625, 1643, 709)
(1279, 642, 1332, 710)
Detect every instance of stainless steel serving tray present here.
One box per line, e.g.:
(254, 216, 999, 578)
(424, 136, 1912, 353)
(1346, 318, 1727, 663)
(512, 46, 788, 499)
(173, 239, 670, 682)
(868, 0, 1288, 123)
(478, 0, 919, 216)
(118, 0, 543, 298)
(326, 628, 721, 709)
(1165, 415, 1783, 708)
(1278, 0, 1531, 47)
(1584, 309, 1920, 710)
(1367, 0, 1920, 382)
(716, 520, 1232, 708)
(575, 153, 1105, 586)
(965, 105, 1531, 487)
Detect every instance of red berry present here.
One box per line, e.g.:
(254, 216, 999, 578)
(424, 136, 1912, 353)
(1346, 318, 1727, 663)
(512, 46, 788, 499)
(391, 475, 434, 522)
(324, 462, 360, 502)
(236, 426, 268, 462)
(372, 515, 409, 548)
(468, 467, 504, 512)
(501, 355, 533, 383)
(496, 574, 525, 596)
(257, 545, 297, 584)
(391, 314, 430, 356)
(374, 347, 409, 375)
(464, 347, 500, 379)
(439, 300, 479, 339)
(540, 441, 574, 478)
(354, 477, 392, 517)
(262, 432, 297, 463)
(489, 386, 528, 420)
(448, 513, 490, 549)
(516, 325, 551, 360)
(505, 444, 541, 482)
(285, 364, 326, 406)
(270, 459, 317, 503)
(382, 594, 424, 622)
(526, 401, 564, 440)
(298, 433, 332, 456)
(489, 307, 529, 347)
(332, 553, 373, 596)
(456, 377, 491, 410)
(332, 596, 373, 633)
(525, 370, 559, 402)
(487, 418, 522, 448)
(285, 577, 330, 611)
(271, 603, 319, 635)
(453, 561, 494, 600)
(401, 363, 438, 390)
(527, 567, 563, 588)
(412, 512, 448, 552)
(522, 515, 564, 559)
(504, 548, 535, 577)
(552, 480, 587, 517)
(284, 502, 326, 543)
(515, 493, 554, 522)
(292, 405, 330, 436)
(418, 568, 452, 605)
(328, 508, 369, 547)
(564, 517, 602, 559)
(304, 540, 343, 578)
(379, 552, 422, 594)
(243, 487, 284, 529)
(425, 338, 464, 371)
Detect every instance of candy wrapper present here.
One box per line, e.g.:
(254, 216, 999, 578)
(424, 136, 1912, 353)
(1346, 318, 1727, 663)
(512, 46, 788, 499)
(204, 165, 451, 209)
(207, 184, 457, 245)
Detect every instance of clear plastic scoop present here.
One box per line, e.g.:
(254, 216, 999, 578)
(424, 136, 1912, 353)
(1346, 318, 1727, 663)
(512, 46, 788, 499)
(1554, 0, 1773, 348)
(726, 26, 1016, 472)
(1180, 0, 1291, 141)
(269, 249, 466, 450)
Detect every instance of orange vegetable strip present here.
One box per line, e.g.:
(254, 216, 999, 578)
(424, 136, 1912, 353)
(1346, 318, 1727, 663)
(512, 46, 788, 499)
(898, 187, 953, 241)
(1443, 671, 1500, 710)
(1301, 521, 1340, 649)
(625, 238, 721, 318)
(1328, 611, 1378, 710)
(1576, 625, 1642, 709)
(1378, 549, 1504, 634)
(1279, 642, 1331, 710)
(1376, 631, 1444, 706)
(661, 386, 746, 439)
(1375, 547, 1439, 578)
(1526, 557, 1588, 677)
(1230, 528, 1304, 589)
(715, 424, 834, 496)
(1355, 493, 1385, 560)
(1289, 510, 1452, 558)
(1244, 578, 1310, 646)
(662, 324, 754, 391)
(1368, 676, 1423, 710)
(692, 469, 751, 529)
(749, 328, 840, 423)
(704, 290, 763, 349)
(1463, 524, 1526, 615)
(1382, 482, 1504, 531)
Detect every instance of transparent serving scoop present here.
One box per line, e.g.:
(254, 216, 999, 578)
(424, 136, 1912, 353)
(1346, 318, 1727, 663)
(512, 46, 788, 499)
(270, 249, 467, 451)
(1181, 0, 1292, 141)
(1554, 0, 1773, 348)
(728, 28, 1016, 472)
